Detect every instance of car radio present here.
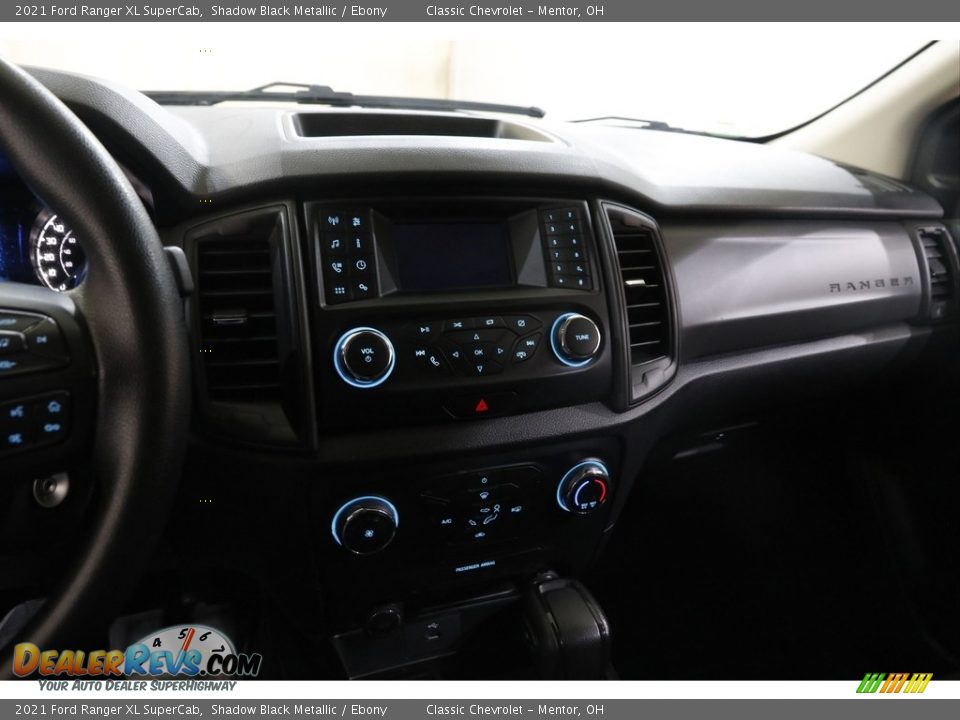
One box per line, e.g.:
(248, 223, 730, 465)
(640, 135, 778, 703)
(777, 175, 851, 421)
(304, 199, 615, 428)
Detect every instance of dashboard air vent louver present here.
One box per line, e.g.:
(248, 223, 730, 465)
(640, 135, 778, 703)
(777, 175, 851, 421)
(195, 216, 282, 403)
(918, 226, 957, 322)
(919, 227, 956, 302)
(607, 209, 671, 366)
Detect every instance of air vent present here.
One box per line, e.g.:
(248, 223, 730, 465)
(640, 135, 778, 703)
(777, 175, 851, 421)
(195, 214, 283, 403)
(607, 208, 671, 366)
(918, 226, 957, 320)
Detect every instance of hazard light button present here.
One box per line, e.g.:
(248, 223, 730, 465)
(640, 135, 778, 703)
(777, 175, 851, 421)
(443, 392, 517, 419)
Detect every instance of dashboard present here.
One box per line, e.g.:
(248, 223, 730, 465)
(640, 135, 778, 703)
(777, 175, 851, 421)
(0, 65, 957, 679)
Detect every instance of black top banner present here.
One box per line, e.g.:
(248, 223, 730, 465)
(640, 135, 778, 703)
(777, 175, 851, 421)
(5, 0, 960, 21)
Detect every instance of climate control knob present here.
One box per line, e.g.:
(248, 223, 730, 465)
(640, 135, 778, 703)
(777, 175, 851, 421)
(331, 496, 399, 555)
(557, 459, 611, 514)
(550, 313, 602, 367)
(333, 327, 395, 388)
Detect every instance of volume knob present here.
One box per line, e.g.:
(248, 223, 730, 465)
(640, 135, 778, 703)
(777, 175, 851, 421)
(333, 327, 395, 388)
(550, 312, 602, 367)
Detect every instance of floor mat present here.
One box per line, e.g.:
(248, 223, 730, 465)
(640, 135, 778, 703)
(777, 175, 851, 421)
(590, 419, 959, 680)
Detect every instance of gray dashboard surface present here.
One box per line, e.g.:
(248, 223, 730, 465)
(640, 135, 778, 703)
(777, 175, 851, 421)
(26, 67, 944, 220)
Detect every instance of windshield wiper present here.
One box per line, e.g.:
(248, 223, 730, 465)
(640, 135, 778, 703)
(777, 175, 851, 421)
(145, 82, 546, 118)
(571, 116, 737, 139)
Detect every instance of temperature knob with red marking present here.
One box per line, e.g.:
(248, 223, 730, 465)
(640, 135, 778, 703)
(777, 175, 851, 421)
(556, 459, 611, 514)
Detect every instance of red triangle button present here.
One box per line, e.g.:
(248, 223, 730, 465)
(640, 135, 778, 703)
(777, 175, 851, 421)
(474, 398, 490, 413)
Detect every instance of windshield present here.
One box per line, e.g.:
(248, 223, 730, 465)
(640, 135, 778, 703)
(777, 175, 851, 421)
(0, 26, 930, 138)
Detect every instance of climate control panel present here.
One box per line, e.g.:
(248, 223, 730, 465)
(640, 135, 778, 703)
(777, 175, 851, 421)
(328, 456, 615, 558)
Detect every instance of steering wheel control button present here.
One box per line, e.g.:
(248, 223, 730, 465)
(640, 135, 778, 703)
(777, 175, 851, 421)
(334, 327, 395, 388)
(331, 496, 399, 555)
(0, 330, 27, 356)
(1, 401, 35, 454)
(0, 392, 71, 456)
(0, 312, 69, 376)
(23, 317, 69, 363)
(35, 393, 70, 447)
(0, 310, 44, 334)
(0, 354, 47, 378)
(557, 459, 612, 514)
(550, 312, 602, 367)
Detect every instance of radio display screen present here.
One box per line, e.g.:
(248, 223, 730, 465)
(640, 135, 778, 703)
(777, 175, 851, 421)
(392, 222, 514, 292)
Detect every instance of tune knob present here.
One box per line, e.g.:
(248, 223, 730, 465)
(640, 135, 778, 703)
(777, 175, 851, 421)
(333, 327, 395, 388)
(331, 496, 399, 555)
(557, 459, 611, 514)
(550, 313, 602, 367)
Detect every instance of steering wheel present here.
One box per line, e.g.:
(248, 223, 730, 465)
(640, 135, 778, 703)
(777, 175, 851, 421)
(0, 57, 190, 674)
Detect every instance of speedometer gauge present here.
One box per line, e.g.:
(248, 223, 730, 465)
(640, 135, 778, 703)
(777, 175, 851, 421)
(30, 210, 86, 291)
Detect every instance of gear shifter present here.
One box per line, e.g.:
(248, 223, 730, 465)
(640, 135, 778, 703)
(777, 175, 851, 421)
(521, 572, 612, 679)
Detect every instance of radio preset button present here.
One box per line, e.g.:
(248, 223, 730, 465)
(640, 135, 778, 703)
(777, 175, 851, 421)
(544, 221, 580, 236)
(555, 261, 589, 276)
(552, 275, 593, 289)
(542, 208, 580, 223)
(550, 248, 585, 262)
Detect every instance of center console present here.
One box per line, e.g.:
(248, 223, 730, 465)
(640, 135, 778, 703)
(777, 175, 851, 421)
(300, 198, 627, 674)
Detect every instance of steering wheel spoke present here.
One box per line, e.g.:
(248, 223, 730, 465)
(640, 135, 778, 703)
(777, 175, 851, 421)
(0, 282, 96, 478)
